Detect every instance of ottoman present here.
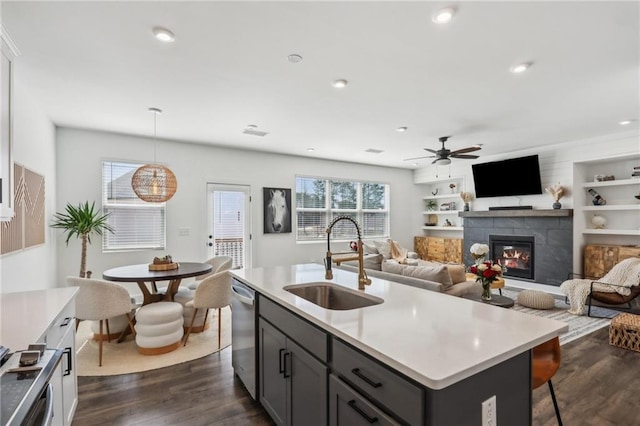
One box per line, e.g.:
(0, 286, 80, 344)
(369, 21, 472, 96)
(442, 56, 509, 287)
(517, 290, 556, 310)
(609, 313, 640, 352)
(135, 302, 184, 355)
(174, 289, 208, 333)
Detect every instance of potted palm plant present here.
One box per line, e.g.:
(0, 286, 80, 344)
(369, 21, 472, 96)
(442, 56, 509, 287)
(51, 201, 113, 278)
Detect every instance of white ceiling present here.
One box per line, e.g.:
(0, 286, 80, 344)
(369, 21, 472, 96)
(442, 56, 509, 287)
(3, 1, 639, 169)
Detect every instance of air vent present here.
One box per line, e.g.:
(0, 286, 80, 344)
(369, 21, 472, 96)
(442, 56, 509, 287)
(243, 129, 269, 137)
(365, 148, 384, 154)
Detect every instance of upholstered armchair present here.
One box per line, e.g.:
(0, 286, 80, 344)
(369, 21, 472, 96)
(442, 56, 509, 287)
(182, 270, 232, 347)
(188, 255, 233, 290)
(68, 276, 137, 366)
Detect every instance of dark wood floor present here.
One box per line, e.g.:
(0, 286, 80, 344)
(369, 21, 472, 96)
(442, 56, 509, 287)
(73, 328, 639, 425)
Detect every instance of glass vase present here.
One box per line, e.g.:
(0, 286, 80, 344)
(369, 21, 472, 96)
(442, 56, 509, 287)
(481, 283, 492, 301)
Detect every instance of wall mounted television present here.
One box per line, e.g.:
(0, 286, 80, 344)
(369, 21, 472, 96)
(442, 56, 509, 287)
(472, 155, 543, 198)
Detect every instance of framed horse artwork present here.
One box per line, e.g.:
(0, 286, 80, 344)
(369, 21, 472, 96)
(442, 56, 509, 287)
(263, 187, 292, 234)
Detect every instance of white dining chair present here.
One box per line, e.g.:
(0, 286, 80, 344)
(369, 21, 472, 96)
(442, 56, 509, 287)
(68, 276, 137, 366)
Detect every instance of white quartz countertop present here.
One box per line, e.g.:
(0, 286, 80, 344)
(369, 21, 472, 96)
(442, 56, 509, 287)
(231, 264, 568, 390)
(1, 287, 79, 351)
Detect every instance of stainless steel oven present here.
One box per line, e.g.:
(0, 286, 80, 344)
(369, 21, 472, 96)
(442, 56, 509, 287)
(1, 349, 63, 426)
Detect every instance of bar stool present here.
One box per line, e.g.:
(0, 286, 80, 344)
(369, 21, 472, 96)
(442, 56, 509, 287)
(532, 336, 563, 425)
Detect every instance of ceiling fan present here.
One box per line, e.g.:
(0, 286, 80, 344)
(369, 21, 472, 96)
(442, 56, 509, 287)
(405, 136, 481, 165)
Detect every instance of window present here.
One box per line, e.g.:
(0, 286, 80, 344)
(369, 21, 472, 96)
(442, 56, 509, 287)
(295, 176, 389, 241)
(102, 161, 166, 251)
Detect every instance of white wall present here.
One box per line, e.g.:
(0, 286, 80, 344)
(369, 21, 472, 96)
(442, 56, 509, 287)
(0, 74, 57, 293)
(55, 127, 418, 293)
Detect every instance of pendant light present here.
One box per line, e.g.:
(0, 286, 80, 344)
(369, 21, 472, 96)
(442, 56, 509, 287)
(131, 107, 178, 202)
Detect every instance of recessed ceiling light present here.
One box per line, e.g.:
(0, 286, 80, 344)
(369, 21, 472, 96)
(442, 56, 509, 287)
(247, 124, 257, 129)
(332, 79, 348, 88)
(365, 148, 385, 154)
(307, 148, 315, 152)
(396, 127, 408, 132)
(432, 7, 456, 24)
(510, 63, 531, 74)
(618, 119, 634, 126)
(288, 54, 303, 63)
(413, 163, 419, 167)
(152, 27, 175, 43)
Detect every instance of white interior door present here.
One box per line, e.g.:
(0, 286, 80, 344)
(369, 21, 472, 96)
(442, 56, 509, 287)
(206, 183, 251, 269)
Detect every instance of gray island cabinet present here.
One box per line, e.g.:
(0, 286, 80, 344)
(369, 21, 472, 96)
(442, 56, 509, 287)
(231, 264, 567, 426)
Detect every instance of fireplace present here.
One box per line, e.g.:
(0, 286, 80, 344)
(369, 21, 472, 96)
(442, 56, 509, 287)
(490, 235, 535, 280)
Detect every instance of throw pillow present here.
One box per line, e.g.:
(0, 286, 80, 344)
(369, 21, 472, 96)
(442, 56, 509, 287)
(374, 239, 392, 259)
(402, 265, 453, 289)
(363, 243, 379, 255)
(446, 264, 468, 284)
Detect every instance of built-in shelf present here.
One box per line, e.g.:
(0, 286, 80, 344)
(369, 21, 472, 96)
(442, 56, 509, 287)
(421, 226, 463, 231)
(422, 193, 462, 200)
(580, 178, 640, 188)
(459, 209, 573, 218)
(582, 205, 640, 211)
(422, 211, 460, 215)
(582, 229, 640, 236)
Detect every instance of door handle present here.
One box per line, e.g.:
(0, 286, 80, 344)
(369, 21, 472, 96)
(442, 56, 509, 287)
(208, 242, 213, 247)
(351, 368, 382, 388)
(63, 347, 72, 376)
(283, 352, 291, 378)
(279, 348, 286, 374)
(348, 400, 379, 423)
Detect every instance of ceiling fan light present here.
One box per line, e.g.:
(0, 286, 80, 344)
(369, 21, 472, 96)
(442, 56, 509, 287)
(435, 157, 451, 165)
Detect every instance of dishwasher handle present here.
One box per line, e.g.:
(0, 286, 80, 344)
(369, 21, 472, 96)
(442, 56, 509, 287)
(232, 284, 255, 306)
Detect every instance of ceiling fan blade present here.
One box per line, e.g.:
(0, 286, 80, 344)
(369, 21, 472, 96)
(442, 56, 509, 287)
(423, 148, 438, 154)
(450, 154, 480, 159)
(403, 155, 434, 161)
(450, 146, 481, 155)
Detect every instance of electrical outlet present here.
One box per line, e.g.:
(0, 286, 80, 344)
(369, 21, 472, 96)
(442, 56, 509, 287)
(482, 395, 497, 426)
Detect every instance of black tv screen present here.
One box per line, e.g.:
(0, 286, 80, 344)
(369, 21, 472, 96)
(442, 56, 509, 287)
(472, 155, 543, 198)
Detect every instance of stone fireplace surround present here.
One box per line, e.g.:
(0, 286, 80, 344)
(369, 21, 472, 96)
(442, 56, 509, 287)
(460, 210, 573, 287)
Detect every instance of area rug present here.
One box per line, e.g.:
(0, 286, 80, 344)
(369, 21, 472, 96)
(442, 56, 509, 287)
(75, 306, 231, 376)
(503, 288, 618, 345)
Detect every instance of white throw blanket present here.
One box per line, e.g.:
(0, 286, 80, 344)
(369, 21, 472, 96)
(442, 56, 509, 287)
(561, 257, 640, 315)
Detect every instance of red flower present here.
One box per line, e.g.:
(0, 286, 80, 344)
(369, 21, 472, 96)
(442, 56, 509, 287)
(470, 265, 478, 274)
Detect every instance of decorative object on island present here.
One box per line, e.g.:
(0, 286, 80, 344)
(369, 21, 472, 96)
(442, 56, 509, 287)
(51, 201, 113, 278)
(425, 199, 437, 211)
(149, 254, 179, 271)
(545, 183, 565, 209)
(587, 188, 607, 205)
(469, 260, 503, 301)
(263, 187, 292, 233)
(132, 108, 178, 203)
(591, 214, 607, 229)
(459, 191, 473, 211)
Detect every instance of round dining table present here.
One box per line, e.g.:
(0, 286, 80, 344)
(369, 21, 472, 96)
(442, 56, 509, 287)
(103, 262, 212, 306)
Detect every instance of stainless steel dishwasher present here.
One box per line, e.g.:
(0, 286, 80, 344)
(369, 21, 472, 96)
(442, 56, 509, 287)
(231, 278, 256, 399)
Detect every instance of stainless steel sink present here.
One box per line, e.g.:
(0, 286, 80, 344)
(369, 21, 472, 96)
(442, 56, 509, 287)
(283, 282, 383, 310)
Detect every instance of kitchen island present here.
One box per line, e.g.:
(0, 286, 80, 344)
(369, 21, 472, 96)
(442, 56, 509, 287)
(231, 263, 567, 425)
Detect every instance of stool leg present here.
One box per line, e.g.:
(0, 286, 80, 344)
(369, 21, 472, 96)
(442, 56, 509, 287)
(548, 380, 563, 426)
(499, 288, 503, 296)
(75, 318, 81, 331)
(218, 308, 222, 349)
(99, 320, 104, 367)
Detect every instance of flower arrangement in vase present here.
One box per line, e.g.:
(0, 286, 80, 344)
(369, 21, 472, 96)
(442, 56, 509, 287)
(470, 243, 489, 264)
(545, 183, 565, 209)
(469, 261, 503, 301)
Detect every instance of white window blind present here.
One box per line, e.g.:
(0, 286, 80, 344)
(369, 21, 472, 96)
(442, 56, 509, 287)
(102, 161, 166, 251)
(295, 176, 389, 241)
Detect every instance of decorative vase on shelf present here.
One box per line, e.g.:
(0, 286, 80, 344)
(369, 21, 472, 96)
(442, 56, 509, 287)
(552, 201, 561, 209)
(464, 203, 470, 211)
(591, 214, 607, 229)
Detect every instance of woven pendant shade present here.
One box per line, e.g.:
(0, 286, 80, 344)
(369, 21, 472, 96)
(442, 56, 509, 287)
(131, 107, 178, 203)
(132, 164, 177, 202)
